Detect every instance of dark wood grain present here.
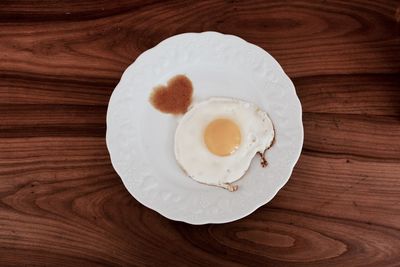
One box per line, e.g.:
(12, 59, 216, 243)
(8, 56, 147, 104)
(0, 0, 399, 266)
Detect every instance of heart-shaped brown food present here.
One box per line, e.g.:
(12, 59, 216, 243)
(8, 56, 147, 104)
(150, 75, 193, 115)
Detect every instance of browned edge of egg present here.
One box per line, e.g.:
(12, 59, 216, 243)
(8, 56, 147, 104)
(149, 74, 193, 115)
(257, 124, 276, 168)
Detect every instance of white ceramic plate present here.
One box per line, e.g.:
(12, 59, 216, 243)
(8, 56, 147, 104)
(106, 32, 303, 224)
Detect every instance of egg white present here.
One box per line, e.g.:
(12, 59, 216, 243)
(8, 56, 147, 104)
(174, 97, 275, 190)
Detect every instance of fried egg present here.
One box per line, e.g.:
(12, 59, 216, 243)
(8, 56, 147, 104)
(174, 97, 274, 191)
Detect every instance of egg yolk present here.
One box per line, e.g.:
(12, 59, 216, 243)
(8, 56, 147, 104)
(204, 118, 241, 156)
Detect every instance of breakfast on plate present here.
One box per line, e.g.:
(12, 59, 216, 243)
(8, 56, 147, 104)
(150, 75, 275, 192)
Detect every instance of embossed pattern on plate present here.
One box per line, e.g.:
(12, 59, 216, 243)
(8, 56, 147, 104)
(106, 32, 303, 224)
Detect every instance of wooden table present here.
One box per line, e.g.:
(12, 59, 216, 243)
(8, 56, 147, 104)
(1, 1, 399, 266)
